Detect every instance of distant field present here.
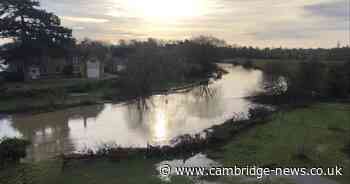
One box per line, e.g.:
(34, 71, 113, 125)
(220, 58, 347, 69)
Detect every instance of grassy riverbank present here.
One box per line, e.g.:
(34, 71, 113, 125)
(0, 78, 117, 114)
(0, 158, 164, 184)
(209, 103, 350, 184)
(0, 76, 209, 114)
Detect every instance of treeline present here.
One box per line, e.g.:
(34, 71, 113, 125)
(112, 39, 350, 62)
(110, 37, 223, 97)
(262, 59, 350, 104)
(217, 46, 350, 61)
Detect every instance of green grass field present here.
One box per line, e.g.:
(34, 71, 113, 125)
(209, 103, 350, 184)
(0, 158, 166, 184)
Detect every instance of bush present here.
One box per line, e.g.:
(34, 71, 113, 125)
(242, 59, 254, 69)
(286, 60, 327, 100)
(298, 61, 327, 94)
(62, 65, 74, 76)
(294, 143, 312, 161)
(0, 138, 30, 166)
(231, 61, 239, 66)
(345, 60, 350, 94)
(344, 141, 350, 158)
(0, 74, 4, 85)
(3, 71, 24, 82)
(248, 106, 271, 120)
(327, 64, 349, 98)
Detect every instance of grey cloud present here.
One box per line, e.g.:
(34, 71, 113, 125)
(304, 0, 349, 18)
(68, 23, 147, 41)
(39, 0, 112, 17)
(302, 0, 349, 34)
(39, 0, 143, 25)
(250, 0, 349, 41)
(35, 0, 348, 47)
(249, 27, 315, 40)
(37, 0, 145, 40)
(250, 18, 347, 41)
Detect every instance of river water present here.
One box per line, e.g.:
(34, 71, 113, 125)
(0, 64, 264, 161)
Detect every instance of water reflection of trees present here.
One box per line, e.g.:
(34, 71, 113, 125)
(192, 84, 217, 101)
(124, 98, 151, 129)
(123, 96, 170, 132)
(10, 105, 104, 161)
(125, 84, 226, 121)
(187, 84, 225, 119)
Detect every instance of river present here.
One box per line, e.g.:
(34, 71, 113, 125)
(0, 64, 264, 161)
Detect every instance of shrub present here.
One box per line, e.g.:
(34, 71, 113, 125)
(3, 71, 24, 82)
(248, 106, 271, 120)
(294, 143, 311, 161)
(231, 61, 239, 66)
(345, 60, 350, 94)
(0, 75, 4, 86)
(294, 60, 327, 97)
(327, 64, 349, 98)
(0, 138, 30, 166)
(242, 59, 254, 69)
(62, 65, 74, 76)
(344, 141, 350, 158)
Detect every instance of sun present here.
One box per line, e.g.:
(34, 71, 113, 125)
(121, 0, 207, 20)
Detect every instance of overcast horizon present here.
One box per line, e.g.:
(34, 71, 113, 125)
(2, 0, 350, 48)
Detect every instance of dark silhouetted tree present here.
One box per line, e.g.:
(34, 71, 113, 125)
(76, 39, 111, 63)
(288, 59, 328, 100)
(327, 63, 349, 98)
(0, 0, 74, 78)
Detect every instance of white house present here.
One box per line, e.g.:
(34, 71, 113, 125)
(85, 57, 104, 79)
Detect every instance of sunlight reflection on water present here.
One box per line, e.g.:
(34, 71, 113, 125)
(0, 65, 264, 161)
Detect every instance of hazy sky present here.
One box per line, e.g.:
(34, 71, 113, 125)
(6, 0, 350, 48)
